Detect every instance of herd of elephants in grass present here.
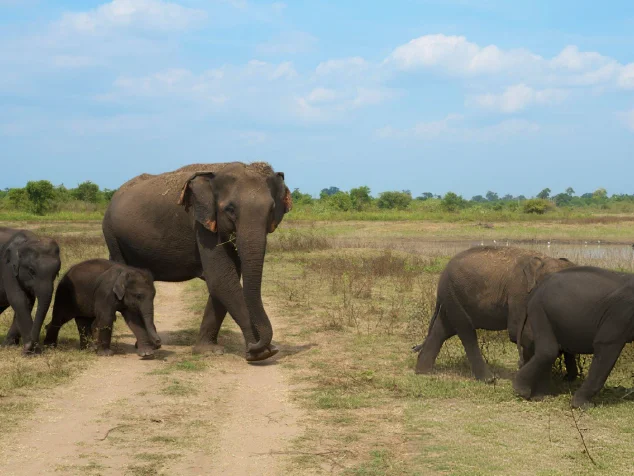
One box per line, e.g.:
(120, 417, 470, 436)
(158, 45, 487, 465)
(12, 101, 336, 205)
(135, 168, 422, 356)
(1, 161, 634, 412)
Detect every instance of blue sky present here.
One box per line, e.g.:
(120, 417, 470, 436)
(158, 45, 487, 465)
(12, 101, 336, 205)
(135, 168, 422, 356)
(1, 0, 633, 198)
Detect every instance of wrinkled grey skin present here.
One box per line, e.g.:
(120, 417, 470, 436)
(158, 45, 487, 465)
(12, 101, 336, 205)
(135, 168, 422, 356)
(514, 266, 634, 409)
(0, 227, 61, 354)
(102, 162, 292, 362)
(413, 247, 575, 382)
(44, 259, 160, 358)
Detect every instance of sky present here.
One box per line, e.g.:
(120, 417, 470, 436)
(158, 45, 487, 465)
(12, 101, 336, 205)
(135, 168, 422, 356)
(1, 0, 633, 198)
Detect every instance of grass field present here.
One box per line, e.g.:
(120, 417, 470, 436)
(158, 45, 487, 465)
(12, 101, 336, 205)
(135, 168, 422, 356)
(1, 219, 634, 474)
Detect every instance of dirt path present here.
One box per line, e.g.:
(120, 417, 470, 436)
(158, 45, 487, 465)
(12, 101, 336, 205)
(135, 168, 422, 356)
(0, 282, 303, 475)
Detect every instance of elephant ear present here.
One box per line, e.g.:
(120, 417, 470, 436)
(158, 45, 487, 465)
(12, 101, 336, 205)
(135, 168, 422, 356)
(275, 172, 292, 213)
(113, 270, 129, 301)
(523, 257, 544, 293)
(4, 233, 28, 278)
(178, 172, 217, 233)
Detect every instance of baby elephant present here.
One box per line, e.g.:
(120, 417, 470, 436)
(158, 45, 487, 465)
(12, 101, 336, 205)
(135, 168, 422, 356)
(44, 259, 161, 358)
(514, 266, 634, 408)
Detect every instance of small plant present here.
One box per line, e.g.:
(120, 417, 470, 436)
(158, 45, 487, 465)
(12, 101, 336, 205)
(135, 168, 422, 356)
(522, 198, 551, 214)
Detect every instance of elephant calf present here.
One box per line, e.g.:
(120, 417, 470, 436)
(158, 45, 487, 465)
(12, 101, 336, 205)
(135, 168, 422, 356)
(413, 246, 575, 382)
(514, 266, 634, 408)
(44, 259, 161, 358)
(0, 227, 61, 354)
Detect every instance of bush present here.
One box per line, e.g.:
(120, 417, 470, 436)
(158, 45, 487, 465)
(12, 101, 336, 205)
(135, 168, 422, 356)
(377, 191, 412, 210)
(523, 198, 551, 214)
(8, 188, 29, 210)
(328, 192, 353, 211)
(72, 181, 100, 203)
(25, 180, 56, 215)
(350, 186, 372, 211)
(441, 192, 466, 212)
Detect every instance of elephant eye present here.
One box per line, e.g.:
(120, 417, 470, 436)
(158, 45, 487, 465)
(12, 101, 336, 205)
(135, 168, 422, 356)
(224, 204, 235, 214)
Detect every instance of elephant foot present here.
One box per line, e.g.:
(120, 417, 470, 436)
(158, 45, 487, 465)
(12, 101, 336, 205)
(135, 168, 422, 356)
(136, 348, 154, 360)
(22, 343, 42, 356)
(246, 344, 279, 362)
(474, 369, 496, 384)
(2, 338, 20, 347)
(192, 343, 225, 355)
(513, 379, 532, 400)
(571, 394, 594, 410)
(42, 339, 57, 348)
(414, 363, 434, 375)
(136, 340, 162, 351)
(96, 348, 115, 357)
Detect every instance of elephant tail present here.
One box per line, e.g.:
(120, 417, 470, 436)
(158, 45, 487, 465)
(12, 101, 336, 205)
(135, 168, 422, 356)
(516, 307, 528, 360)
(102, 219, 126, 264)
(412, 302, 442, 352)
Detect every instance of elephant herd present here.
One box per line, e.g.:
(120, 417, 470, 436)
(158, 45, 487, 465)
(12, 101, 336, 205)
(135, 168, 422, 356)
(1, 161, 633, 410)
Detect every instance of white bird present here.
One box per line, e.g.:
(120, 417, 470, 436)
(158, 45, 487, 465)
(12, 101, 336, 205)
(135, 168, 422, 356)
(480, 241, 484, 246)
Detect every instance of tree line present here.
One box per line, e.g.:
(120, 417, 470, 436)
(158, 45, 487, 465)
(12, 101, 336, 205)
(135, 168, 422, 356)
(0, 180, 116, 215)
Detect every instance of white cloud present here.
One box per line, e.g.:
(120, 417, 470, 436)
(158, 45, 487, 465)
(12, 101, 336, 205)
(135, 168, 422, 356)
(256, 31, 318, 55)
(316, 57, 368, 76)
(295, 87, 394, 121)
(468, 84, 569, 113)
(377, 115, 540, 142)
(388, 34, 540, 75)
(549, 45, 611, 71)
(618, 109, 634, 132)
(306, 87, 337, 103)
(57, 0, 207, 34)
(618, 64, 634, 89)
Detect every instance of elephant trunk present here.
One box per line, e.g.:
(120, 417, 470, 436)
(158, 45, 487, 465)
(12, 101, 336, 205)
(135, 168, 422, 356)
(141, 301, 161, 348)
(28, 282, 54, 352)
(237, 226, 272, 354)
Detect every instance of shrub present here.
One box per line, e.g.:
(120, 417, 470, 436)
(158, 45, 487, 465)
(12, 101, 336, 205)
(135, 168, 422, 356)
(25, 180, 56, 215)
(72, 181, 100, 203)
(8, 188, 29, 210)
(441, 192, 466, 212)
(377, 191, 412, 210)
(523, 198, 551, 214)
(350, 186, 372, 211)
(328, 191, 353, 211)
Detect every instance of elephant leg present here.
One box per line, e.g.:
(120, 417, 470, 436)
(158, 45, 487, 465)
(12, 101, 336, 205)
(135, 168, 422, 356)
(3, 295, 35, 349)
(193, 295, 228, 355)
(513, 308, 559, 400)
(43, 305, 75, 348)
(572, 342, 624, 409)
(122, 311, 155, 359)
(92, 311, 116, 357)
(415, 315, 456, 374)
(563, 352, 578, 381)
(75, 317, 93, 350)
(3, 319, 21, 346)
(457, 327, 495, 383)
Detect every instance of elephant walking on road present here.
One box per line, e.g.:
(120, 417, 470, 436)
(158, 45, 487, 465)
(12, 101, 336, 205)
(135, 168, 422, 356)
(413, 246, 575, 381)
(102, 162, 292, 362)
(514, 266, 634, 408)
(0, 227, 61, 354)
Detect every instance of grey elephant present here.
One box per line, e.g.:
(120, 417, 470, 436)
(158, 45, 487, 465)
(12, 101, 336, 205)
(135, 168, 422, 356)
(0, 227, 61, 354)
(44, 259, 160, 358)
(102, 162, 292, 362)
(514, 266, 634, 408)
(413, 246, 574, 381)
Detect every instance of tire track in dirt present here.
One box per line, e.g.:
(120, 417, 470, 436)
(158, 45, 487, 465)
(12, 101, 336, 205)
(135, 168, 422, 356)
(0, 282, 304, 475)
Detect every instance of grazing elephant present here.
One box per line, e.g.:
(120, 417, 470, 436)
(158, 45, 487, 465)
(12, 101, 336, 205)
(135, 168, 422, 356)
(413, 246, 575, 382)
(514, 266, 634, 408)
(44, 259, 160, 358)
(0, 227, 61, 354)
(102, 162, 292, 362)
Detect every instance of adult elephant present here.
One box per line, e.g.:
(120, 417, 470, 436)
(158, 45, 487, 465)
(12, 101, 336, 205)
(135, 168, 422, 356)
(412, 246, 575, 381)
(514, 266, 634, 408)
(102, 162, 292, 362)
(0, 228, 61, 354)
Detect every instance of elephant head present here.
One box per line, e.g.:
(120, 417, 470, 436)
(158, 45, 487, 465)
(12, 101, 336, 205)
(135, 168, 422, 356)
(177, 163, 292, 355)
(110, 267, 161, 348)
(4, 233, 61, 350)
(523, 256, 573, 292)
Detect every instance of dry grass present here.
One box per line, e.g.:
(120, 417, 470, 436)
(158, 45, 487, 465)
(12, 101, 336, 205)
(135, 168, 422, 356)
(260, 225, 634, 475)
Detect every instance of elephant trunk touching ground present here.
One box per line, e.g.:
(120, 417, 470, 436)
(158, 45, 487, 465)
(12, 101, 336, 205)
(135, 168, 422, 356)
(28, 280, 54, 351)
(237, 223, 272, 355)
(139, 300, 161, 348)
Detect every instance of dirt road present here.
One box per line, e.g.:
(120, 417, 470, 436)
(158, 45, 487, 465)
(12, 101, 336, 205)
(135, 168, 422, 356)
(0, 282, 303, 475)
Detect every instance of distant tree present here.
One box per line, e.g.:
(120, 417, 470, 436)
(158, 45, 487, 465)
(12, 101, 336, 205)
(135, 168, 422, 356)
(320, 186, 340, 198)
(327, 191, 352, 211)
(485, 191, 499, 202)
(523, 198, 551, 215)
(501, 194, 514, 201)
(8, 188, 29, 210)
(291, 188, 313, 205)
(72, 181, 100, 203)
(592, 188, 608, 200)
(517, 195, 527, 201)
(25, 180, 56, 215)
(581, 193, 593, 200)
(55, 184, 72, 202)
(377, 191, 412, 210)
(565, 187, 575, 197)
(103, 188, 118, 201)
(416, 192, 434, 201)
(441, 192, 466, 212)
(471, 195, 486, 203)
(536, 188, 551, 200)
(553, 193, 572, 207)
(349, 186, 372, 210)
